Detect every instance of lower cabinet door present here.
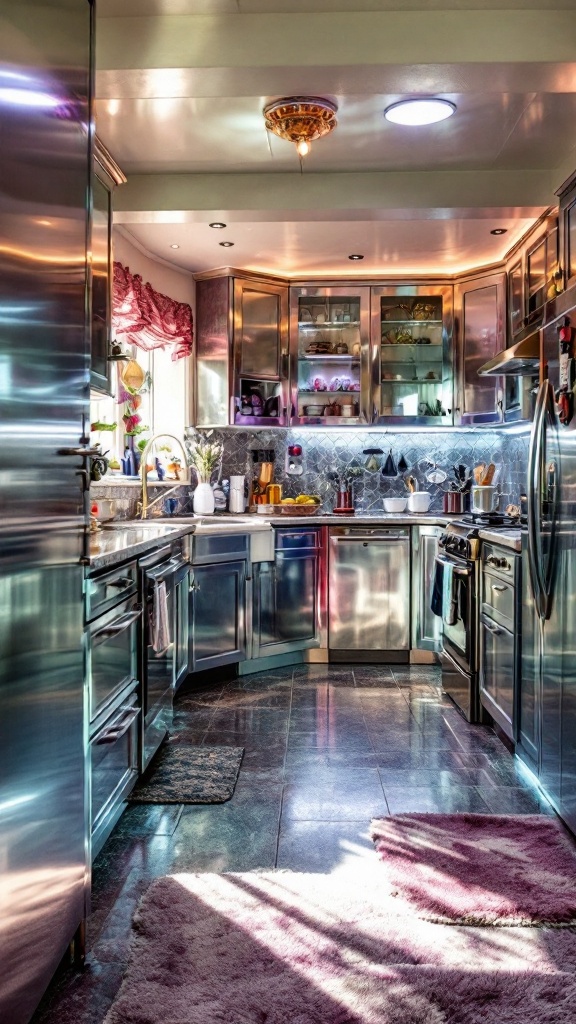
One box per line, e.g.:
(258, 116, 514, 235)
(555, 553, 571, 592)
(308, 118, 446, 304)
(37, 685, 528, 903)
(256, 553, 319, 656)
(480, 614, 516, 740)
(190, 559, 246, 671)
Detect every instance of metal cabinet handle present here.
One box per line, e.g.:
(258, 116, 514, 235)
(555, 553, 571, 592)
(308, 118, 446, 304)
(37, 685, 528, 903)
(189, 581, 201, 592)
(92, 607, 142, 645)
(107, 576, 133, 589)
(95, 705, 140, 744)
(491, 584, 507, 592)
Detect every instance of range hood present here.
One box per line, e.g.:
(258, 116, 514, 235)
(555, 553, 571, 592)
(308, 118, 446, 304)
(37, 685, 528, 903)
(477, 333, 540, 376)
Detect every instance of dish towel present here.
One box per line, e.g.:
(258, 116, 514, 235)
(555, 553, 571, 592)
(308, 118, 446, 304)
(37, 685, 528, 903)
(152, 580, 171, 655)
(431, 557, 444, 617)
(441, 560, 458, 626)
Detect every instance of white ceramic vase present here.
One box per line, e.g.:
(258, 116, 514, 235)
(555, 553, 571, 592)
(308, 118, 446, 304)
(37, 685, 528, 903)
(193, 481, 215, 514)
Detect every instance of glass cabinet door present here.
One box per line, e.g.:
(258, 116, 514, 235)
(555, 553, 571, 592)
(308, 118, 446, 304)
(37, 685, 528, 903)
(290, 286, 371, 424)
(232, 277, 289, 425)
(372, 285, 453, 424)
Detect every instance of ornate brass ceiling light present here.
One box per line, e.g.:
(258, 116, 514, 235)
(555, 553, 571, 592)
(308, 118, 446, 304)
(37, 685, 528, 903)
(263, 96, 338, 161)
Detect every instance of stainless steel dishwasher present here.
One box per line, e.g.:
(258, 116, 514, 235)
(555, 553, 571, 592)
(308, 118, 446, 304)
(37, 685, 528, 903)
(328, 526, 410, 660)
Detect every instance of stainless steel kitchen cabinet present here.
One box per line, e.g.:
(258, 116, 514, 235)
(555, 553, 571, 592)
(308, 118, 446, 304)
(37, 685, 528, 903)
(90, 139, 126, 395)
(411, 526, 442, 652)
(371, 284, 453, 425)
(328, 527, 410, 659)
(454, 271, 506, 425)
(289, 284, 371, 424)
(189, 533, 249, 671)
(253, 527, 321, 658)
(195, 270, 289, 427)
(479, 543, 520, 742)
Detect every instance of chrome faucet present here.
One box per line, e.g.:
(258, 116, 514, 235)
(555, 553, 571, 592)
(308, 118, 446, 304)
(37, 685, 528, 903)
(137, 433, 189, 519)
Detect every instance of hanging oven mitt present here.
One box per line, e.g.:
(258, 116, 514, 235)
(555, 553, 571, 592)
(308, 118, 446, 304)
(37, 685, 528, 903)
(382, 449, 397, 477)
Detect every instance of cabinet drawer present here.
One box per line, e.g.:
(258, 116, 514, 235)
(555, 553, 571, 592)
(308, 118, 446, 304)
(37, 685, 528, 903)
(480, 615, 515, 739)
(481, 570, 515, 629)
(86, 561, 138, 621)
(90, 694, 139, 852)
(88, 598, 141, 723)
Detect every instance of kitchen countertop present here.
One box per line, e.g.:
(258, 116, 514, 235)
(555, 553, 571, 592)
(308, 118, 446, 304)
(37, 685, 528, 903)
(478, 527, 523, 553)
(88, 511, 525, 571)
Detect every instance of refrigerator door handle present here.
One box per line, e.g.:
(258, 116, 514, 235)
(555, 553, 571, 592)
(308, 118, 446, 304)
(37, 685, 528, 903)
(527, 380, 549, 619)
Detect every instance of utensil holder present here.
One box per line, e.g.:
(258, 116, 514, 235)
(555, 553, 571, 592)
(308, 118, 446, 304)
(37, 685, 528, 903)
(443, 491, 467, 515)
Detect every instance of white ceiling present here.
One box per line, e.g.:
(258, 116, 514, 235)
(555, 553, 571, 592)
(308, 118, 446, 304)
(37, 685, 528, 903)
(95, 2, 576, 276)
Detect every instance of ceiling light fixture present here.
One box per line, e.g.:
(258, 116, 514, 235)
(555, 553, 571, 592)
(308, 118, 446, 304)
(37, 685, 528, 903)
(209, 222, 227, 229)
(219, 241, 234, 247)
(490, 228, 508, 235)
(170, 243, 180, 249)
(263, 96, 338, 162)
(384, 99, 456, 126)
(348, 254, 364, 260)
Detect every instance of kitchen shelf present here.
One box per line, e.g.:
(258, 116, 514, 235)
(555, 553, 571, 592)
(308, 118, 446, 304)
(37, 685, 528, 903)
(299, 389, 360, 395)
(381, 319, 443, 325)
(299, 320, 360, 328)
(381, 379, 443, 386)
(380, 343, 442, 349)
(300, 354, 360, 362)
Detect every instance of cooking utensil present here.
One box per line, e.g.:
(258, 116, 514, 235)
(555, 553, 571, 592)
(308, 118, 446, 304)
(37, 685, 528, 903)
(404, 474, 417, 493)
(397, 454, 408, 473)
(481, 462, 496, 485)
(473, 463, 486, 484)
(425, 464, 447, 484)
(382, 449, 397, 477)
(363, 447, 383, 472)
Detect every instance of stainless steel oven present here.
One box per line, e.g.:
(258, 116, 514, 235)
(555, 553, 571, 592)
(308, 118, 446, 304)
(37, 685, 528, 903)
(435, 524, 482, 722)
(139, 539, 189, 770)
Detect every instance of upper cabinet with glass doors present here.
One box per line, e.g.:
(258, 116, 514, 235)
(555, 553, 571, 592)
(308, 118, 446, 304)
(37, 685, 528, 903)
(289, 285, 371, 424)
(371, 285, 453, 425)
(195, 272, 289, 427)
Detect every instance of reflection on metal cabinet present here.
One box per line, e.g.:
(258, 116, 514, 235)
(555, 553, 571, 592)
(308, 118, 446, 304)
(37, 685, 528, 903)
(411, 526, 442, 652)
(328, 527, 410, 660)
(253, 527, 321, 658)
(454, 272, 506, 425)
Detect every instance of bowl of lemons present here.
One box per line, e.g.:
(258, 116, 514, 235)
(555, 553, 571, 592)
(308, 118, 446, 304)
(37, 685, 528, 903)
(278, 495, 321, 515)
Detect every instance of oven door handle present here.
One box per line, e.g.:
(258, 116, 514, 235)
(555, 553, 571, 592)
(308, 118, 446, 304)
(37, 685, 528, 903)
(482, 618, 502, 635)
(436, 555, 471, 578)
(94, 704, 140, 744)
(441, 645, 469, 679)
(92, 607, 142, 646)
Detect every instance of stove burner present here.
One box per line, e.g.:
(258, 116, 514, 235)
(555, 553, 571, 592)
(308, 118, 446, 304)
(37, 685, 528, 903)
(460, 512, 520, 527)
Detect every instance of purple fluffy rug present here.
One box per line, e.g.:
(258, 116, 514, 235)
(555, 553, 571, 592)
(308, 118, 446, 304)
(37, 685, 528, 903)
(370, 813, 576, 926)
(104, 871, 576, 1024)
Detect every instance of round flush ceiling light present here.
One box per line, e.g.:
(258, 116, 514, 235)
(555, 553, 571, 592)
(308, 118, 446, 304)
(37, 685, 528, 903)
(209, 222, 227, 229)
(384, 99, 456, 126)
(170, 243, 180, 249)
(490, 228, 508, 236)
(348, 254, 364, 261)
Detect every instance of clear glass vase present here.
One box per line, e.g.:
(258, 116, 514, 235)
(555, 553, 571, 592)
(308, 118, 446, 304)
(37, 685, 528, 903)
(193, 481, 215, 515)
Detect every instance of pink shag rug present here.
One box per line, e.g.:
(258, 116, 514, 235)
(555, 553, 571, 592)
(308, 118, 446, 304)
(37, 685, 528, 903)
(370, 813, 576, 926)
(104, 871, 576, 1024)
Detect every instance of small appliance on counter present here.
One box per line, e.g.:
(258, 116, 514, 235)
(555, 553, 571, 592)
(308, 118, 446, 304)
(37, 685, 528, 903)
(229, 475, 246, 513)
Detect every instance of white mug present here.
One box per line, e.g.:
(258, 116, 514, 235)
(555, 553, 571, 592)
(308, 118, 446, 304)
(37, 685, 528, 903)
(407, 492, 431, 513)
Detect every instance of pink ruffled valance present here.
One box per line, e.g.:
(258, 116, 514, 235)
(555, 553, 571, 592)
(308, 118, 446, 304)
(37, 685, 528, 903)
(112, 262, 193, 360)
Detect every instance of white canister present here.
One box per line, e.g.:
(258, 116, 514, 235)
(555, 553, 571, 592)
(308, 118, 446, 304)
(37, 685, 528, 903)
(407, 491, 432, 513)
(471, 485, 498, 513)
(229, 475, 245, 513)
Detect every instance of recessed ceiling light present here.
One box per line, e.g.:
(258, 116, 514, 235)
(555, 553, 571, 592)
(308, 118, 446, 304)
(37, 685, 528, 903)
(348, 254, 364, 260)
(219, 241, 234, 247)
(209, 222, 227, 229)
(170, 243, 180, 249)
(490, 228, 508, 236)
(384, 99, 456, 126)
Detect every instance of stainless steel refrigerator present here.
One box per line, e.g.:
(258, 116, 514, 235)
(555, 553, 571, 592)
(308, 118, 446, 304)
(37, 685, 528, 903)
(519, 312, 576, 834)
(0, 2, 93, 1021)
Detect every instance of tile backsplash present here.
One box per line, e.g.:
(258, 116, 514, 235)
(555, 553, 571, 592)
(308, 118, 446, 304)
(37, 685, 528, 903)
(192, 427, 530, 514)
(92, 427, 530, 516)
